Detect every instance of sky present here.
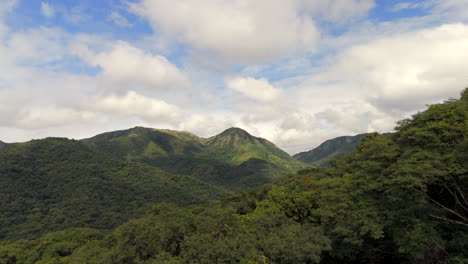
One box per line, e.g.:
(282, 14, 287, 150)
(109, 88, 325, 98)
(0, 0, 467, 154)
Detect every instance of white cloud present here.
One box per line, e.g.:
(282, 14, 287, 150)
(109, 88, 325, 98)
(92, 91, 183, 125)
(79, 41, 188, 90)
(108, 11, 132, 28)
(2, 0, 468, 157)
(226, 77, 281, 102)
(5, 27, 68, 65)
(41, 2, 55, 18)
(15, 107, 96, 129)
(325, 23, 468, 112)
(129, 0, 376, 63)
(129, 0, 320, 62)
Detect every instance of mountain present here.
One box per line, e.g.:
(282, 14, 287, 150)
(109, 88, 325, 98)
(205, 127, 302, 168)
(1, 89, 466, 264)
(83, 127, 307, 189)
(294, 134, 366, 167)
(0, 138, 227, 240)
(82, 126, 206, 159)
(0, 127, 305, 240)
(0, 140, 6, 148)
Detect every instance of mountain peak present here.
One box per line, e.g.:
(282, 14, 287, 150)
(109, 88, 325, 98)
(218, 127, 253, 138)
(209, 127, 258, 146)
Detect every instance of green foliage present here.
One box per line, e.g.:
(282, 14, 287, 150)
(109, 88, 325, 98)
(0, 228, 104, 264)
(0, 138, 227, 240)
(294, 134, 366, 167)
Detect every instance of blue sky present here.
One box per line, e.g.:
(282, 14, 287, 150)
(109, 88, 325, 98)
(0, 0, 467, 153)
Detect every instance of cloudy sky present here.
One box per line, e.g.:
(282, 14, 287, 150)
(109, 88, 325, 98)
(0, 0, 467, 154)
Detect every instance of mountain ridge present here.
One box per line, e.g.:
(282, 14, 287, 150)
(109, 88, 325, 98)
(82, 126, 307, 189)
(294, 134, 366, 167)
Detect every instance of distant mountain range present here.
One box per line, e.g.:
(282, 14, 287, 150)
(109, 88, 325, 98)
(0, 126, 369, 239)
(0, 127, 307, 240)
(83, 126, 306, 189)
(294, 134, 366, 167)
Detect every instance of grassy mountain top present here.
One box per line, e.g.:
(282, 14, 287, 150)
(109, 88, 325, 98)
(206, 127, 303, 168)
(83, 126, 208, 160)
(209, 127, 255, 142)
(294, 134, 366, 167)
(83, 126, 205, 145)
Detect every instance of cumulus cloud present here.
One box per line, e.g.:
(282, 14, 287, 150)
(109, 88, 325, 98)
(15, 107, 96, 129)
(129, 0, 320, 62)
(325, 23, 468, 112)
(92, 91, 183, 125)
(78, 41, 188, 90)
(5, 27, 69, 65)
(41, 2, 55, 18)
(1, 0, 468, 156)
(226, 77, 281, 102)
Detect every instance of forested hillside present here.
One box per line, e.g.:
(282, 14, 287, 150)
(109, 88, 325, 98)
(0, 138, 227, 240)
(1, 89, 466, 263)
(294, 134, 366, 167)
(0, 126, 304, 242)
(83, 127, 306, 190)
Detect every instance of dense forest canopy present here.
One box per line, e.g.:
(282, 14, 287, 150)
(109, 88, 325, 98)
(0, 89, 467, 263)
(0, 138, 228, 240)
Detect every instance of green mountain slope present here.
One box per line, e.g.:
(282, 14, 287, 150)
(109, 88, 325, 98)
(82, 127, 205, 160)
(0, 138, 227, 240)
(84, 127, 307, 190)
(0, 140, 7, 148)
(293, 134, 366, 167)
(205, 127, 303, 169)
